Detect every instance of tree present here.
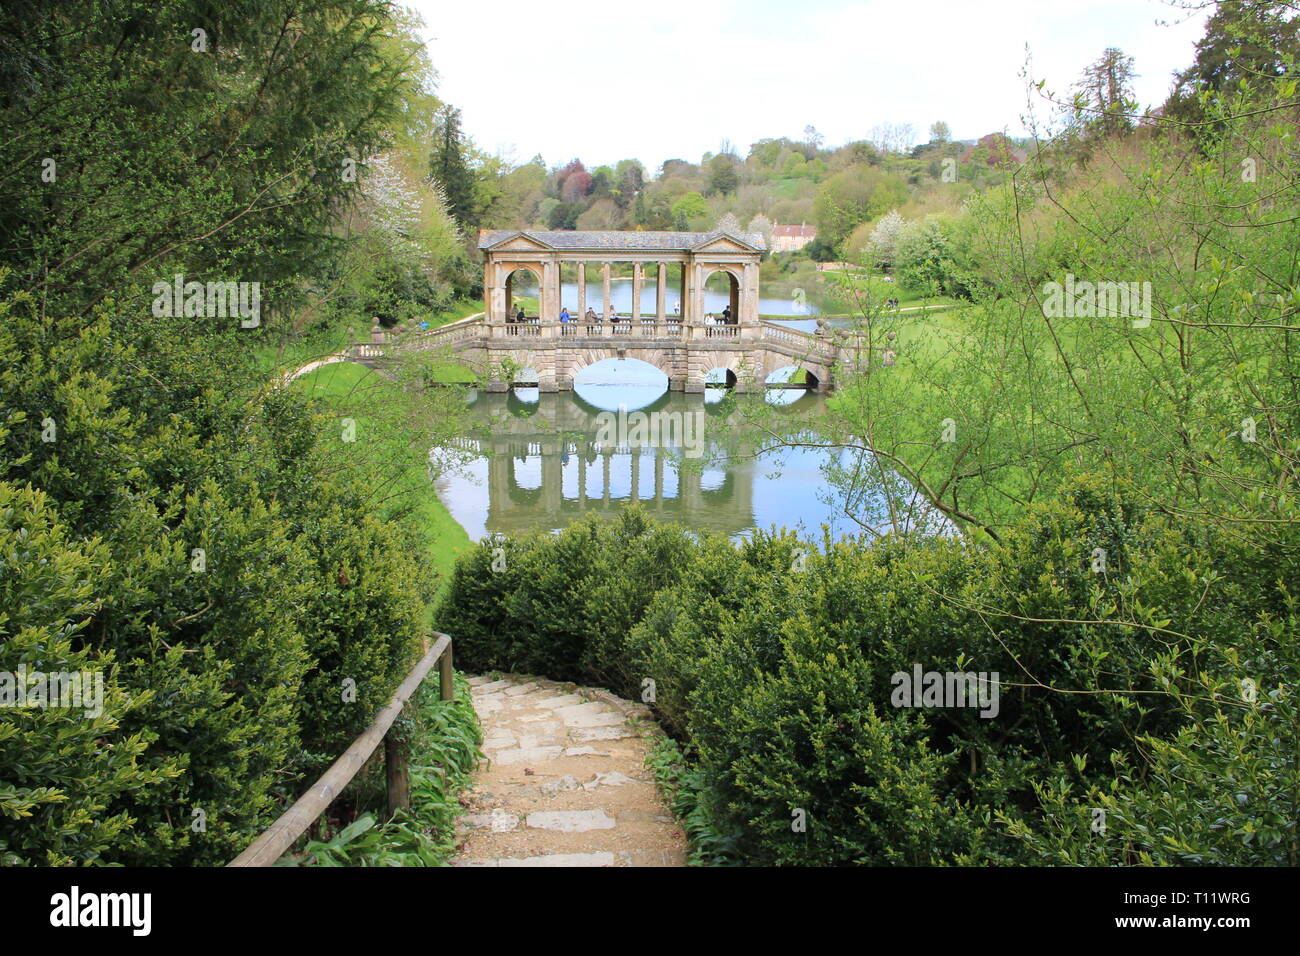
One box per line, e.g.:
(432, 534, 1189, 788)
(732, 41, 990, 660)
(747, 213, 774, 248)
(1165, 2, 1300, 128)
(576, 198, 622, 230)
(707, 155, 741, 196)
(813, 166, 909, 249)
(0, 0, 471, 864)
(864, 210, 908, 269)
(868, 122, 916, 154)
(1072, 47, 1137, 137)
(929, 121, 951, 143)
(615, 160, 646, 209)
(715, 212, 742, 235)
(430, 106, 477, 230)
(558, 159, 593, 204)
(671, 191, 710, 226)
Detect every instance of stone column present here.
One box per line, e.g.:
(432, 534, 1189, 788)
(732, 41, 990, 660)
(741, 261, 758, 324)
(489, 264, 508, 324)
(631, 263, 643, 323)
(656, 262, 666, 322)
(679, 262, 689, 324)
(602, 262, 612, 319)
(577, 262, 585, 320)
(543, 259, 560, 323)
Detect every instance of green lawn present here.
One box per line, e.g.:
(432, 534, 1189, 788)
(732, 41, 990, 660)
(252, 297, 483, 380)
(293, 360, 472, 606)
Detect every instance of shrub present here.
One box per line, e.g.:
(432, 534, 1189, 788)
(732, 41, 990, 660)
(434, 477, 1300, 866)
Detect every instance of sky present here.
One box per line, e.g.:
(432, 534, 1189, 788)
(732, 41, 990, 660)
(405, 0, 1212, 172)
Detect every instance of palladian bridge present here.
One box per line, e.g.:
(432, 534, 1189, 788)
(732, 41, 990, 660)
(347, 230, 858, 393)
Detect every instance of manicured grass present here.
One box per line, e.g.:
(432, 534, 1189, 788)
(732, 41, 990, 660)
(293, 360, 472, 603)
(252, 297, 484, 379)
(430, 298, 486, 326)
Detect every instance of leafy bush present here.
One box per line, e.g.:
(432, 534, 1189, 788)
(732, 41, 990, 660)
(434, 482, 1300, 866)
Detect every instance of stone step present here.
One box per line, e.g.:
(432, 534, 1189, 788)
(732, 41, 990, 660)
(455, 852, 616, 868)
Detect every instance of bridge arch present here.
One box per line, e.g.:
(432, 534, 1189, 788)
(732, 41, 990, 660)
(701, 266, 741, 322)
(562, 348, 677, 389)
(501, 264, 544, 319)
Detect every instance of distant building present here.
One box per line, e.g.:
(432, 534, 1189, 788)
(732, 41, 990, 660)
(959, 133, 1028, 169)
(771, 223, 817, 253)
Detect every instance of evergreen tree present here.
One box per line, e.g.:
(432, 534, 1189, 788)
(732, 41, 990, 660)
(430, 106, 477, 231)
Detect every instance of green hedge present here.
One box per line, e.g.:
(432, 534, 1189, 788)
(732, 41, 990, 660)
(0, 291, 437, 865)
(433, 485, 1299, 866)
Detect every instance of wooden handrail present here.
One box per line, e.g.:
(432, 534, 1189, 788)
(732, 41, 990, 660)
(228, 633, 455, 867)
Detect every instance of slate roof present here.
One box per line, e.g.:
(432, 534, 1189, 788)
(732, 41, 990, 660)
(477, 230, 766, 252)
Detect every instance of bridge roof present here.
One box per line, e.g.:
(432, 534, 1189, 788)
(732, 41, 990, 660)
(478, 229, 766, 253)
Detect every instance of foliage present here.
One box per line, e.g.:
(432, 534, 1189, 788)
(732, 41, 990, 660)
(434, 481, 1300, 866)
(282, 675, 482, 866)
(0, 0, 470, 865)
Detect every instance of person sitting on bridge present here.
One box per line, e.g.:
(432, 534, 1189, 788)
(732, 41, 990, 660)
(560, 307, 571, 323)
(606, 306, 618, 324)
(704, 313, 716, 326)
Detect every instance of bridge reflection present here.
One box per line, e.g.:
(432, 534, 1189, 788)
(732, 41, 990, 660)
(434, 391, 763, 539)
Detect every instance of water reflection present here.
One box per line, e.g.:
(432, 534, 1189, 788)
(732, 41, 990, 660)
(433, 386, 875, 542)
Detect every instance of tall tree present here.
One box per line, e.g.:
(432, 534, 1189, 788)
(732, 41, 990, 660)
(430, 106, 476, 231)
(1165, 1, 1300, 128)
(1072, 47, 1137, 137)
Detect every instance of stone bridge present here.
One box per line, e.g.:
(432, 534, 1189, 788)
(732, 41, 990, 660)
(346, 230, 874, 392)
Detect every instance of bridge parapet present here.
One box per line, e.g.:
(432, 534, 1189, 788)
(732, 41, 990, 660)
(345, 313, 869, 393)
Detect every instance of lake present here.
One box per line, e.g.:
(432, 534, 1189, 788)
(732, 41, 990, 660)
(430, 370, 911, 543)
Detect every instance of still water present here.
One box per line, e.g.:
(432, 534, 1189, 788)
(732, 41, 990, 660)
(431, 367, 882, 542)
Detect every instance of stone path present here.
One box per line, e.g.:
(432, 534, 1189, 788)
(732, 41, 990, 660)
(453, 674, 686, 867)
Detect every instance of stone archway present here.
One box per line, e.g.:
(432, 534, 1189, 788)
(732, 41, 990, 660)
(499, 263, 545, 320)
(700, 266, 741, 324)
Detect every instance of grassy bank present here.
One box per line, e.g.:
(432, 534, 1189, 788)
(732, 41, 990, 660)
(253, 297, 484, 380)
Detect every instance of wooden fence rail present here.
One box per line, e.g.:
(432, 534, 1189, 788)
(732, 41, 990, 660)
(228, 633, 455, 867)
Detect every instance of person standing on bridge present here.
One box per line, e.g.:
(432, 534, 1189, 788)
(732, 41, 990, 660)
(585, 306, 597, 323)
(516, 305, 525, 323)
(560, 307, 571, 323)
(721, 305, 733, 324)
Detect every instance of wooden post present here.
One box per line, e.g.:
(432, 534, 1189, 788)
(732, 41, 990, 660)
(439, 644, 454, 701)
(230, 634, 452, 866)
(385, 724, 409, 814)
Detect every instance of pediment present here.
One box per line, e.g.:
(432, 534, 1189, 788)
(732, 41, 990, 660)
(691, 233, 762, 254)
(486, 232, 553, 252)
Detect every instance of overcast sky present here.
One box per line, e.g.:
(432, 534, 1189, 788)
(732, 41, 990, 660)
(405, 0, 1211, 172)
